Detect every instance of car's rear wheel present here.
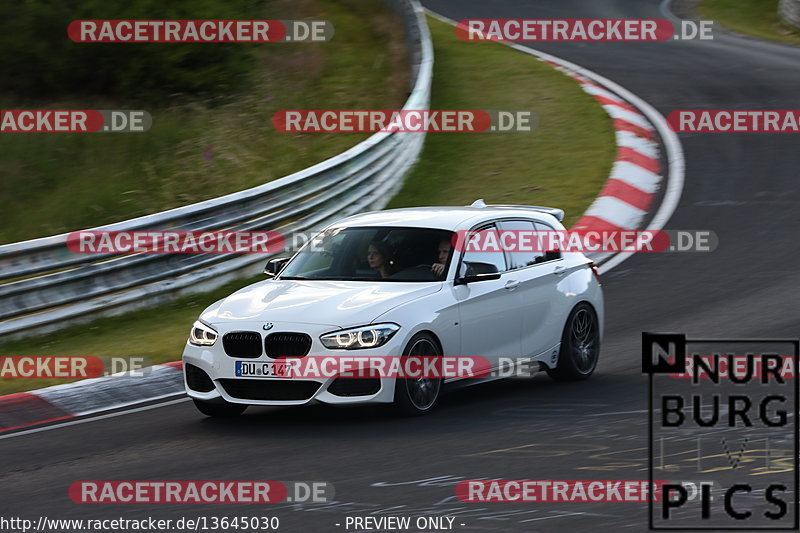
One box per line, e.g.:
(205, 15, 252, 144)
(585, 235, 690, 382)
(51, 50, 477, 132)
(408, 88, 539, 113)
(547, 303, 600, 380)
(393, 332, 442, 416)
(193, 398, 248, 418)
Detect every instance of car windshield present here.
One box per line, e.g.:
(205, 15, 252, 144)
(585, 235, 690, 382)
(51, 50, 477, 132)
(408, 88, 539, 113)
(279, 226, 454, 282)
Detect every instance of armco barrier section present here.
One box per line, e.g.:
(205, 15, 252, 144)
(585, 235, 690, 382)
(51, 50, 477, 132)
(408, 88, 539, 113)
(0, 0, 432, 339)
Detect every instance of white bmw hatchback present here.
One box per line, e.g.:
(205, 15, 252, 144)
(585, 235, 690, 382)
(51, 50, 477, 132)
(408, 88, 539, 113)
(183, 201, 603, 416)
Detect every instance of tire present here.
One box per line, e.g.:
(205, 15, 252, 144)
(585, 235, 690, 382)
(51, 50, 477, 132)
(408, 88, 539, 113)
(547, 302, 600, 381)
(393, 332, 443, 416)
(193, 398, 248, 418)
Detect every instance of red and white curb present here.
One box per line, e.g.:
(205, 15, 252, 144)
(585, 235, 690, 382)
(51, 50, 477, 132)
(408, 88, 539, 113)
(0, 362, 184, 433)
(0, 12, 685, 434)
(540, 60, 664, 265)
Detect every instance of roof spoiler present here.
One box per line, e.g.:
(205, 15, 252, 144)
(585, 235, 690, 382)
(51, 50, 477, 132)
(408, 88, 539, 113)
(468, 199, 565, 222)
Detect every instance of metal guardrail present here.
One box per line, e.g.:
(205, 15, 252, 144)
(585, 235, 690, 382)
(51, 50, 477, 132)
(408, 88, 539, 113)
(0, 0, 433, 339)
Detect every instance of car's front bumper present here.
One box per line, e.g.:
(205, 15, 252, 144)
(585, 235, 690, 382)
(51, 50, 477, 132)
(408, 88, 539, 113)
(182, 321, 404, 406)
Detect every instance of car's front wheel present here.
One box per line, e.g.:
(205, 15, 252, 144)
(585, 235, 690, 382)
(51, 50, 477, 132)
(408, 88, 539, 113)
(393, 332, 442, 416)
(547, 302, 600, 380)
(193, 398, 248, 418)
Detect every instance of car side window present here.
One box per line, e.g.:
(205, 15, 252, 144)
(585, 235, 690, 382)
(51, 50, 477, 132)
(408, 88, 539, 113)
(535, 221, 561, 261)
(459, 223, 507, 277)
(498, 219, 545, 269)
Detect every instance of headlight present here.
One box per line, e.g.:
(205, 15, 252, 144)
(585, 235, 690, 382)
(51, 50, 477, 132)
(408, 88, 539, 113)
(320, 323, 400, 350)
(189, 320, 218, 346)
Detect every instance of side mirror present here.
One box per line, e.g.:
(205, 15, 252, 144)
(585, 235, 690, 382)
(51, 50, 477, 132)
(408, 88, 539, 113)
(264, 257, 289, 277)
(454, 272, 502, 286)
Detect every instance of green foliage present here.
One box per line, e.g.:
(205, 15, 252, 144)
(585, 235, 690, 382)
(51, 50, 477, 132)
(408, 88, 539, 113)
(0, 0, 262, 102)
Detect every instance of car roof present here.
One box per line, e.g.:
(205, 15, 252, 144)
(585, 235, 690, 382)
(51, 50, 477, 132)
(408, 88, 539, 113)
(327, 203, 565, 231)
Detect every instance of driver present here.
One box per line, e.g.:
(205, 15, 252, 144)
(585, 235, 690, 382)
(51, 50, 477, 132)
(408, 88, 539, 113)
(431, 238, 451, 279)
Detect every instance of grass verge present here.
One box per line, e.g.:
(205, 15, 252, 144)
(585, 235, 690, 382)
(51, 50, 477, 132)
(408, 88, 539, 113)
(697, 0, 800, 44)
(0, 15, 616, 395)
(0, 0, 407, 244)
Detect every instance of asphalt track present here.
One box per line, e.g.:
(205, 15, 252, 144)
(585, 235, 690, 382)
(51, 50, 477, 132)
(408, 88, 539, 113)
(3, 1, 800, 531)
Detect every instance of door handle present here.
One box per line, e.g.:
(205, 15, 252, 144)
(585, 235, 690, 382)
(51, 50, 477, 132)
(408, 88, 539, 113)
(504, 279, 520, 290)
(553, 265, 567, 276)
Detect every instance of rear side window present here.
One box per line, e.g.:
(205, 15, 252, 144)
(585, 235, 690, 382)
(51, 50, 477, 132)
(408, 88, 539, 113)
(459, 223, 507, 276)
(498, 219, 545, 269)
(535, 221, 561, 261)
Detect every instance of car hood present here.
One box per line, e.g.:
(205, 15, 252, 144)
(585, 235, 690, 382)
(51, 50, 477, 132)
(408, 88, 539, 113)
(200, 279, 441, 328)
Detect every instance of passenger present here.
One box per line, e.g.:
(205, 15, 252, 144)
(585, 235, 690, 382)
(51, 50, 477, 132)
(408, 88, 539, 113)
(367, 240, 394, 278)
(431, 238, 451, 278)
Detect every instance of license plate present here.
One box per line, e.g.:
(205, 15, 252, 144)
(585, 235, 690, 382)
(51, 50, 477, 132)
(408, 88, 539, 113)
(235, 360, 294, 378)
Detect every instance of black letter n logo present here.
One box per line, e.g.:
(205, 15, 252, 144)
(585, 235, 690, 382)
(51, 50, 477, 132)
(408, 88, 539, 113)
(642, 332, 686, 374)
